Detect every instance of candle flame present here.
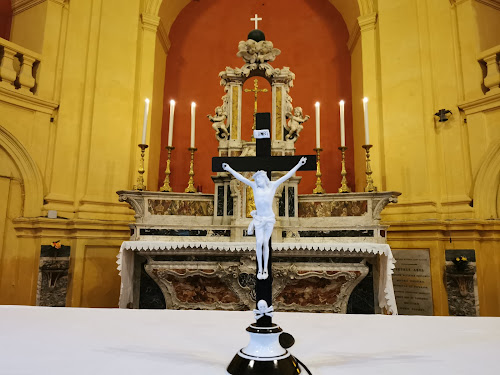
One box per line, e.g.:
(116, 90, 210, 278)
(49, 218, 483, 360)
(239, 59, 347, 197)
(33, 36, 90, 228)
(170, 99, 175, 105)
(145, 98, 150, 103)
(339, 100, 345, 105)
(315, 102, 320, 107)
(363, 97, 369, 103)
(191, 102, 196, 107)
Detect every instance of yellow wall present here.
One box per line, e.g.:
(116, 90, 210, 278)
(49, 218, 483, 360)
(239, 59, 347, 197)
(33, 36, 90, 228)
(0, 0, 499, 315)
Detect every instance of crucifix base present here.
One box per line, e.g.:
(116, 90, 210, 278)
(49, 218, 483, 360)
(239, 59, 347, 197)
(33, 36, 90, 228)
(227, 324, 304, 375)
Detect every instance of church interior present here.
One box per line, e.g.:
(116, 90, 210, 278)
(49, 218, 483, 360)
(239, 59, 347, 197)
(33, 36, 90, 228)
(1, 0, 500, 321)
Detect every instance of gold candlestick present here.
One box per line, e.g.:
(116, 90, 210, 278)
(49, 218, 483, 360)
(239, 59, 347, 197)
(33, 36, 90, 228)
(184, 147, 198, 193)
(313, 147, 326, 194)
(134, 144, 148, 191)
(338, 146, 351, 193)
(362, 144, 378, 192)
(160, 146, 175, 192)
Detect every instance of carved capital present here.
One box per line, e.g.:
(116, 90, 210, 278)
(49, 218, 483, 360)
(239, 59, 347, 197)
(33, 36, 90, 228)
(141, 13, 160, 32)
(358, 12, 378, 32)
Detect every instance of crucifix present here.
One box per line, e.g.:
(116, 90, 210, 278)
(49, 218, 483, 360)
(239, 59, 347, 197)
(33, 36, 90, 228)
(251, 13, 262, 29)
(244, 78, 268, 138)
(212, 113, 316, 327)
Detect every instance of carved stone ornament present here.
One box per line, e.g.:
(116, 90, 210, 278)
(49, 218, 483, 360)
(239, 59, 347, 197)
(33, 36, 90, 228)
(236, 39, 281, 64)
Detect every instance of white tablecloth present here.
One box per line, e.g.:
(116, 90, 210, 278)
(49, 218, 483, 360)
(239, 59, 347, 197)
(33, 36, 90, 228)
(0, 306, 499, 375)
(117, 241, 398, 314)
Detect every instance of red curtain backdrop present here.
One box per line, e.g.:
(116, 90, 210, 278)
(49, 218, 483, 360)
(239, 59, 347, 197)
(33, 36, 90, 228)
(0, 0, 12, 40)
(159, 0, 354, 194)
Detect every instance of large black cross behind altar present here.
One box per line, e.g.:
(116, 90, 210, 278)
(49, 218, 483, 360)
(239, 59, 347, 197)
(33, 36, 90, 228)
(212, 113, 316, 327)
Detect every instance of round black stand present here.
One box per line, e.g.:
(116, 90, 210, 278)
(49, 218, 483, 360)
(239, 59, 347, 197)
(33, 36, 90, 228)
(226, 324, 302, 375)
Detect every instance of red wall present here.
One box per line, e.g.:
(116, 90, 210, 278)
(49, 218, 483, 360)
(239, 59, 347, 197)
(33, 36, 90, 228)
(0, 0, 12, 40)
(159, 0, 354, 194)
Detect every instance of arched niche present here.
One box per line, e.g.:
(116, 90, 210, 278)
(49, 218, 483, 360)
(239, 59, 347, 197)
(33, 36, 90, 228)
(0, 125, 44, 217)
(147, 0, 379, 193)
(473, 141, 500, 219)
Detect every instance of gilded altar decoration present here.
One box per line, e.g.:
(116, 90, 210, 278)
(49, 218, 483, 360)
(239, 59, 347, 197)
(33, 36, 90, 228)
(246, 185, 256, 218)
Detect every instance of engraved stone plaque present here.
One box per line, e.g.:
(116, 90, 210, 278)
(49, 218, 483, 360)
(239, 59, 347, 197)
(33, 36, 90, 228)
(392, 249, 434, 315)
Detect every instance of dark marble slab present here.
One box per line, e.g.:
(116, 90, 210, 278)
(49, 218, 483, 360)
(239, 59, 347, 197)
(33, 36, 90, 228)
(288, 187, 295, 217)
(226, 185, 233, 216)
(139, 256, 166, 309)
(217, 186, 224, 216)
(347, 263, 375, 314)
(279, 189, 286, 217)
(298, 200, 368, 217)
(283, 229, 374, 238)
(140, 229, 230, 237)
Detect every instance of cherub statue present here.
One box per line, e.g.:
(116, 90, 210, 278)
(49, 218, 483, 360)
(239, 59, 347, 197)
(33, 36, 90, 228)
(237, 40, 258, 64)
(207, 106, 229, 140)
(222, 157, 307, 280)
(253, 299, 274, 320)
(285, 107, 310, 140)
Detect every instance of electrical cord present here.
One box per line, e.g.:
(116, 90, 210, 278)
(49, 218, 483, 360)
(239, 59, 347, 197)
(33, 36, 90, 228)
(293, 356, 312, 375)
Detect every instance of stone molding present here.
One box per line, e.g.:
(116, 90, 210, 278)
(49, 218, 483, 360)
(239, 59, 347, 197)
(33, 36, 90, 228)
(12, 0, 67, 15)
(458, 91, 500, 114)
(347, 22, 361, 53)
(12, 217, 131, 239)
(0, 125, 44, 217)
(358, 12, 378, 32)
(142, 0, 162, 16)
(141, 13, 160, 33)
(0, 87, 58, 114)
(157, 19, 171, 53)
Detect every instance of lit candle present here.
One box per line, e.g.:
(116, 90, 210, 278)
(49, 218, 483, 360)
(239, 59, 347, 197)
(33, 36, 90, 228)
(141, 98, 150, 144)
(167, 100, 175, 147)
(339, 100, 345, 147)
(190, 102, 196, 148)
(315, 102, 320, 148)
(363, 97, 370, 145)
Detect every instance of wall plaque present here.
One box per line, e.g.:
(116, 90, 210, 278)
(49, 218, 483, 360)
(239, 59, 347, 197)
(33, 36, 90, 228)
(392, 249, 433, 315)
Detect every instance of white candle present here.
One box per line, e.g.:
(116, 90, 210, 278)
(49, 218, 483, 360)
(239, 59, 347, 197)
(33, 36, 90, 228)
(315, 102, 320, 148)
(190, 102, 196, 148)
(339, 100, 345, 147)
(363, 97, 370, 145)
(167, 100, 175, 147)
(141, 98, 150, 144)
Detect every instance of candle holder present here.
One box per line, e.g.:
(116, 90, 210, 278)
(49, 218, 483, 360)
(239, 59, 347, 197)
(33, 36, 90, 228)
(134, 144, 149, 191)
(313, 147, 326, 194)
(160, 146, 175, 192)
(185, 147, 198, 193)
(338, 146, 351, 193)
(362, 144, 378, 192)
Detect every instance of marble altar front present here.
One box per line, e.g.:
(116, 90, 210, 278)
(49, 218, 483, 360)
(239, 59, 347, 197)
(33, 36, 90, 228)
(117, 190, 400, 314)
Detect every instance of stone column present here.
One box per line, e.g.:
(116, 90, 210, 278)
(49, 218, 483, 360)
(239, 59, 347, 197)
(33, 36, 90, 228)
(358, 12, 384, 190)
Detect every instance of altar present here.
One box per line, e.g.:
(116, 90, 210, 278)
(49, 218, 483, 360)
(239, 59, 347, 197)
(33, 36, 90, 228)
(117, 190, 399, 314)
(117, 27, 401, 316)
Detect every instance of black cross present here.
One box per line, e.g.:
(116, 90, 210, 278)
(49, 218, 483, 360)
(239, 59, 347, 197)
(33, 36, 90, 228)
(212, 113, 316, 327)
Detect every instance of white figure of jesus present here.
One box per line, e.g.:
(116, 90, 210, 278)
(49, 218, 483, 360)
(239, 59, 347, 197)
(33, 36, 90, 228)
(222, 157, 307, 280)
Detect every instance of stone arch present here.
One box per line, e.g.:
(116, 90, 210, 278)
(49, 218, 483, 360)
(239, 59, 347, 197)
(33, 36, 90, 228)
(0, 126, 44, 217)
(154, 0, 370, 38)
(472, 140, 500, 219)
